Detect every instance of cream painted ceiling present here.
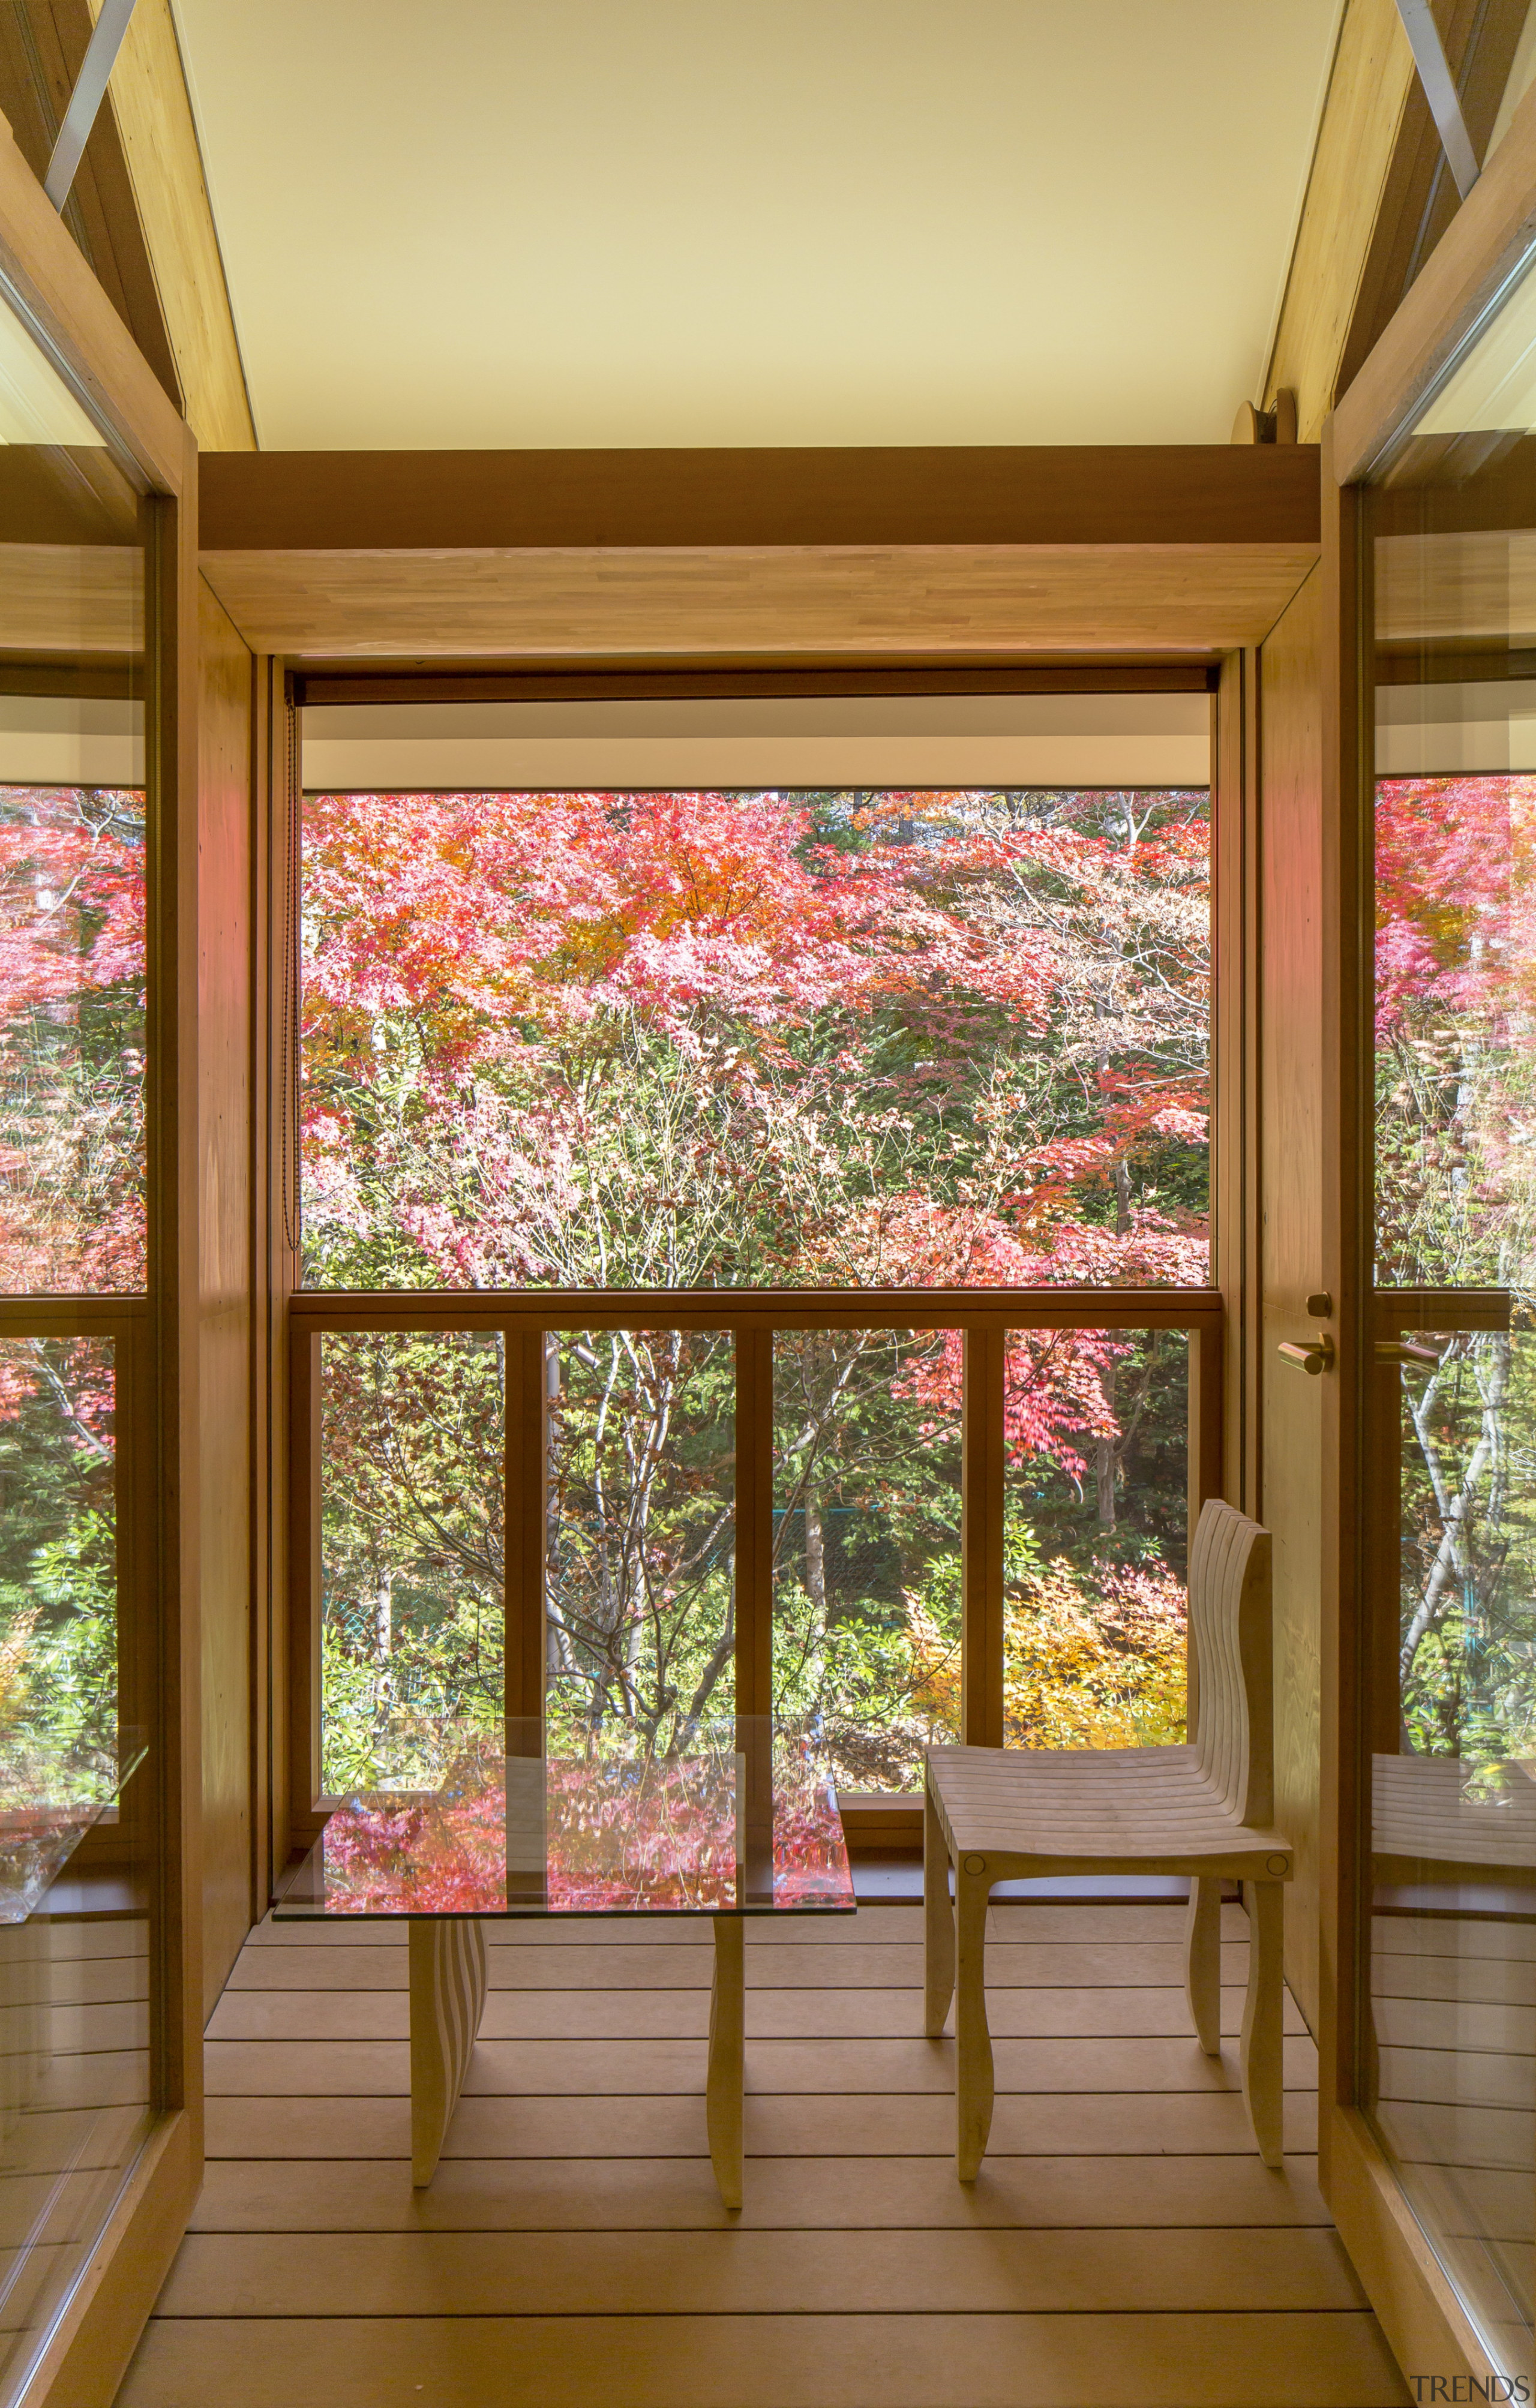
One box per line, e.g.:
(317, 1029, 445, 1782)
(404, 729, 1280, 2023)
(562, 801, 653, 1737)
(170, 1, 1342, 452)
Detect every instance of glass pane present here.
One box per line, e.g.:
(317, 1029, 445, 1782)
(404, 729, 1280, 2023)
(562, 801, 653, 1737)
(0, 276, 154, 2408)
(1369, 1328, 1536, 2380)
(772, 1329, 961, 1791)
(1003, 1326, 1189, 1748)
(274, 1716, 853, 1918)
(546, 1329, 734, 1747)
(319, 1331, 505, 1794)
(0, 1333, 151, 2401)
(1370, 347, 1536, 2376)
(301, 786, 1210, 1291)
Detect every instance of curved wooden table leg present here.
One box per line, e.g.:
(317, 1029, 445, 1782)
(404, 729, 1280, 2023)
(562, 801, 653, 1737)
(409, 1917, 487, 2187)
(1184, 1874, 1222, 2055)
(924, 1779, 955, 2037)
(1240, 1879, 1285, 2167)
(955, 1860, 994, 2184)
(708, 1914, 745, 2211)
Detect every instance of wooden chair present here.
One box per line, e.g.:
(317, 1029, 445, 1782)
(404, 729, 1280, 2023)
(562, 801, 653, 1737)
(923, 1499, 1292, 2180)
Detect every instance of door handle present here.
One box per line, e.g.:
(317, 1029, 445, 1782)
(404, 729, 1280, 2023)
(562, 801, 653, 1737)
(1279, 1337, 1334, 1376)
(1375, 1340, 1444, 1368)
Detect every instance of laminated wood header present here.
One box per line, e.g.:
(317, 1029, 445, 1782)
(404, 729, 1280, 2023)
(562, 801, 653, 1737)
(200, 444, 1321, 553)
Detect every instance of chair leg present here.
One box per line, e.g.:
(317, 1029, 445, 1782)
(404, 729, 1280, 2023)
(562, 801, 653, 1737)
(1240, 1879, 1285, 2167)
(1184, 1874, 1222, 2055)
(923, 1781, 955, 2038)
(954, 1860, 994, 2183)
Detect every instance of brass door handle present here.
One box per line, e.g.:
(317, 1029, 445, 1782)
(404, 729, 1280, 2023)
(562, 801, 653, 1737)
(1376, 1340, 1444, 1368)
(1279, 1337, 1334, 1376)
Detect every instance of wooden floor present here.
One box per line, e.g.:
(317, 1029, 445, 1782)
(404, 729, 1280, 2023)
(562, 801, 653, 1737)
(117, 1896, 1408, 2408)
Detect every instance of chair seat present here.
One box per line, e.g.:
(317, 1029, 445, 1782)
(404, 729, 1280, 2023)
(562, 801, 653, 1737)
(926, 1742, 1293, 1878)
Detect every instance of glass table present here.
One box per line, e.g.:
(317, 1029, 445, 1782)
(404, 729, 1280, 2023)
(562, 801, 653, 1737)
(272, 1719, 856, 2206)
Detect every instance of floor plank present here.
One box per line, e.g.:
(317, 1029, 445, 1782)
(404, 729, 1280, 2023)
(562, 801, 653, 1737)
(187, 2151, 1334, 2233)
(117, 2311, 1408, 2408)
(155, 2225, 1369, 2317)
(206, 1981, 1309, 2044)
(203, 2031, 1319, 2100)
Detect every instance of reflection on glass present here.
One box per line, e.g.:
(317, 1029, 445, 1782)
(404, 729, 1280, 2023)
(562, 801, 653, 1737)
(772, 1329, 960, 1791)
(0, 1329, 149, 2401)
(1003, 1326, 1188, 1748)
(277, 1718, 852, 1918)
(1375, 776, 1536, 1287)
(0, 788, 146, 1293)
(547, 1329, 735, 1748)
(1369, 310, 1536, 2376)
(319, 1332, 505, 1795)
(301, 786, 1210, 1292)
(0, 1339, 118, 1766)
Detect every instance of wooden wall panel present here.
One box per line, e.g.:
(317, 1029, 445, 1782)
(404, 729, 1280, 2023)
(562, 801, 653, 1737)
(197, 577, 254, 2019)
(1258, 567, 1325, 2035)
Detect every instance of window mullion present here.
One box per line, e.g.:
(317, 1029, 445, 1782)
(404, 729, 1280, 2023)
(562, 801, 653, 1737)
(961, 1322, 1006, 1748)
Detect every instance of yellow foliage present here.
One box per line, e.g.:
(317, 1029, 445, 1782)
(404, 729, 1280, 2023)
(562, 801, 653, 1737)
(0, 1606, 38, 1733)
(1003, 1560, 1187, 1749)
(903, 1555, 1187, 1753)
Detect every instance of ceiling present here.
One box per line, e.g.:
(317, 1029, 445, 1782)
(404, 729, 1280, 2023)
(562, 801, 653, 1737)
(170, 1, 1342, 452)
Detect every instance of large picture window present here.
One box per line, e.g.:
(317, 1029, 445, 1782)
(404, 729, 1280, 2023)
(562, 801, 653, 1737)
(295, 775, 1216, 1806)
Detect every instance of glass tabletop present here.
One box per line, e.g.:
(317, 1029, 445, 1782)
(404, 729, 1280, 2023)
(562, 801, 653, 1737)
(272, 1718, 856, 1920)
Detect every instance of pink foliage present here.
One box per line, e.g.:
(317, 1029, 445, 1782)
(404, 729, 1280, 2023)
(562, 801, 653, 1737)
(302, 786, 1211, 1298)
(0, 788, 145, 1298)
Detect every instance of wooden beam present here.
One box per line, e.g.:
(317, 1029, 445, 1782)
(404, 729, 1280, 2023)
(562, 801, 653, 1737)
(199, 542, 1320, 665)
(0, 115, 185, 490)
(1263, 0, 1418, 440)
(1333, 70, 1536, 479)
(200, 445, 1321, 553)
(86, 0, 255, 451)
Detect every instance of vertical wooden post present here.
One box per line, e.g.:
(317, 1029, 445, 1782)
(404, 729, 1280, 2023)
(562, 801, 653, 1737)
(286, 1323, 322, 1834)
(1318, 427, 1370, 2187)
(733, 1327, 775, 1893)
(260, 665, 299, 1885)
(1186, 1319, 1225, 1550)
(145, 452, 203, 2135)
(733, 1325, 775, 1725)
(1186, 1317, 1224, 1749)
(961, 1322, 1005, 1748)
(503, 1325, 548, 1736)
(1213, 650, 1264, 1523)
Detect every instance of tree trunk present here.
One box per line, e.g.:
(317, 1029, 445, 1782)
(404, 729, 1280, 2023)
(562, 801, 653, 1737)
(1096, 1361, 1118, 1532)
(805, 1488, 828, 1625)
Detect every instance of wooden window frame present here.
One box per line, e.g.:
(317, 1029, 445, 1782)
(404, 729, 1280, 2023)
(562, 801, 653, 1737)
(283, 1289, 1224, 1852)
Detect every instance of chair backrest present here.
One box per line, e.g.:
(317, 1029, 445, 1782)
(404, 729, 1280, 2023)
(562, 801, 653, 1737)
(1187, 1498, 1274, 1828)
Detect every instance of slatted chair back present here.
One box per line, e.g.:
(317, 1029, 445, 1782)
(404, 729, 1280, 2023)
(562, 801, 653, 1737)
(1187, 1499, 1274, 1828)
